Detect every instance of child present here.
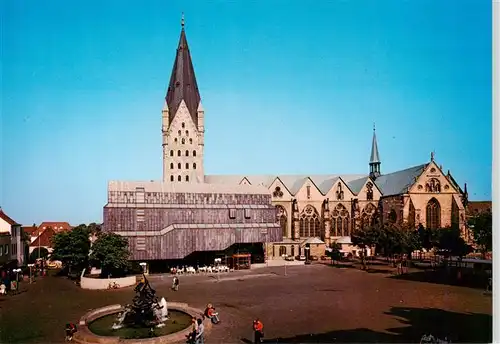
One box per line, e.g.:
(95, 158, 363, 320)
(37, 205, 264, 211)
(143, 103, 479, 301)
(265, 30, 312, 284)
(65, 323, 77, 341)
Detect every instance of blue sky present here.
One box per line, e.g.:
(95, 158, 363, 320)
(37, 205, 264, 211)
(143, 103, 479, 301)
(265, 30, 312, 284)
(1, 0, 492, 225)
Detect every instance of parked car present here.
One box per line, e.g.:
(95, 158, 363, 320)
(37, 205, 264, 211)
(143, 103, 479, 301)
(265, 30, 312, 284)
(320, 255, 329, 260)
(285, 255, 295, 261)
(310, 255, 319, 261)
(295, 255, 306, 261)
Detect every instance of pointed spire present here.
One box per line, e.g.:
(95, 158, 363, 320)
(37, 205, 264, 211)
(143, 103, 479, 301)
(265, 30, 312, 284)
(369, 124, 381, 179)
(165, 14, 201, 125)
(370, 124, 380, 164)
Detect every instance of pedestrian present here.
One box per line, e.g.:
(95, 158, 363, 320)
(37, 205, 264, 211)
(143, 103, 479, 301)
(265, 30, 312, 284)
(171, 276, 179, 291)
(253, 318, 264, 343)
(195, 318, 204, 344)
(65, 323, 77, 341)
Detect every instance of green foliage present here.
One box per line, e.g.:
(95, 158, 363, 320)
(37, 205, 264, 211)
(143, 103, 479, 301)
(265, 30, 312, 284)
(89, 232, 130, 277)
(29, 247, 49, 262)
(437, 226, 473, 258)
(327, 243, 342, 262)
(468, 211, 492, 256)
(416, 224, 440, 251)
(51, 225, 91, 273)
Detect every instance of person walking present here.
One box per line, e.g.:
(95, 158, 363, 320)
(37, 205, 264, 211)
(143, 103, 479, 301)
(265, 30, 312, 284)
(253, 318, 264, 343)
(195, 318, 204, 344)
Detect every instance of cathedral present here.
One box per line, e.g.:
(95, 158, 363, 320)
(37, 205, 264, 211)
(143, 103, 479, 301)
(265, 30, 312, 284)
(104, 18, 469, 264)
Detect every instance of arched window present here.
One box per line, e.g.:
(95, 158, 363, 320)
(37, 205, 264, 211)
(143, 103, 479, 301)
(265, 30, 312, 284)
(177, 150, 181, 157)
(170, 175, 174, 182)
(185, 163, 189, 169)
(361, 203, 376, 230)
(178, 130, 181, 136)
(276, 205, 287, 238)
(185, 150, 189, 156)
(193, 163, 197, 169)
(189, 138, 193, 144)
(331, 204, 350, 236)
(388, 209, 397, 223)
(174, 138, 178, 143)
(366, 182, 374, 201)
(185, 175, 189, 182)
(177, 175, 181, 182)
(426, 198, 441, 229)
(181, 138, 185, 144)
(299, 205, 321, 238)
(170, 150, 173, 156)
(170, 163, 174, 169)
(177, 163, 181, 169)
(193, 150, 197, 157)
(186, 130, 189, 136)
(181, 122, 185, 128)
(279, 246, 287, 257)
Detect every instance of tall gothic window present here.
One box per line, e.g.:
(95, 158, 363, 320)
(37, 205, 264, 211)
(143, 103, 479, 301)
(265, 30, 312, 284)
(193, 150, 197, 157)
(366, 182, 374, 201)
(178, 163, 181, 169)
(388, 209, 397, 223)
(170, 175, 174, 181)
(170, 163, 174, 169)
(426, 198, 441, 229)
(299, 205, 321, 238)
(276, 205, 287, 238)
(331, 204, 350, 236)
(336, 183, 344, 200)
(177, 175, 181, 182)
(170, 150, 174, 156)
(185, 150, 189, 156)
(361, 203, 376, 229)
(177, 150, 181, 157)
(185, 175, 189, 182)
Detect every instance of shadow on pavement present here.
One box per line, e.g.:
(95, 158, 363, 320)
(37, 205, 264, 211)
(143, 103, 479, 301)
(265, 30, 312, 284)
(388, 269, 489, 290)
(249, 307, 492, 343)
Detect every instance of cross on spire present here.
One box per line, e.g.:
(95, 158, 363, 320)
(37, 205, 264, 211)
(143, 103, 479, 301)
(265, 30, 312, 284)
(181, 13, 185, 28)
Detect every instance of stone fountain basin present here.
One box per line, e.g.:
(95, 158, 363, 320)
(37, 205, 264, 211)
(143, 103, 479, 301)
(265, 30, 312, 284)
(73, 302, 212, 344)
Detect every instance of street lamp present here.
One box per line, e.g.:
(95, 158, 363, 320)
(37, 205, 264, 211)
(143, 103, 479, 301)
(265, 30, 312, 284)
(281, 254, 287, 276)
(28, 264, 35, 284)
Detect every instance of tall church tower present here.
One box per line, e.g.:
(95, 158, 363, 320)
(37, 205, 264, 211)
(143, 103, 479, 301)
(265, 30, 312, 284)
(369, 125, 381, 179)
(162, 15, 205, 183)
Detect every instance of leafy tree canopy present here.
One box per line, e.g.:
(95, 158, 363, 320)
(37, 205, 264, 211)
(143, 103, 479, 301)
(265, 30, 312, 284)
(29, 247, 49, 263)
(89, 232, 130, 277)
(468, 211, 492, 256)
(436, 226, 473, 258)
(51, 224, 91, 273)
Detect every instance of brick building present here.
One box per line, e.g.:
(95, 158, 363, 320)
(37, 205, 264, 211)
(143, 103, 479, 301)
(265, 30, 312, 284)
(104, 18, 470, 264)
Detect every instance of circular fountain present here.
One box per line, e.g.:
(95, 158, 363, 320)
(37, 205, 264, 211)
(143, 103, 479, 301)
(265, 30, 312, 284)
(73, 275, 211, 343)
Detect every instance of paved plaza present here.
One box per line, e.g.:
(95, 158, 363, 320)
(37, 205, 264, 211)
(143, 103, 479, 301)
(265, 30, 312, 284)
(0, 264, 492, 343)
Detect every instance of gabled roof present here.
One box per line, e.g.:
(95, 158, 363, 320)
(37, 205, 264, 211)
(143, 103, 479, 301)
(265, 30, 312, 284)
(205, 174, 367, 196)
(347, 177, 370, 195)
(0, 208, 19, 226)
(375, 164, 427, 196)
(466, 201, 492, 215)
(165, 23, 201, 125)
(30, 227, 56, 248)
(38, 222, 72, 233)
(22, 226, 38, 235)
(302, 237, 325, 245)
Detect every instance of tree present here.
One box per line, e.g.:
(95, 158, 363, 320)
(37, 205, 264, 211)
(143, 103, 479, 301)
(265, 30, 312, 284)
(436, 227, 473, 258)
(89, 232, 130, 277)
(351, 225, 380, 269)
(29, 247, 49, 263)
(417, 224, 440, 252)
(51, 225, 91, 274)
(468, 211, 492, 258)
(327, 243, 342, 265)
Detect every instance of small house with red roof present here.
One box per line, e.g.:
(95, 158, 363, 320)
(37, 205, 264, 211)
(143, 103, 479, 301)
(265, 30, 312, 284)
(0, 207, 25, 266)
(28, 222, 73, 254)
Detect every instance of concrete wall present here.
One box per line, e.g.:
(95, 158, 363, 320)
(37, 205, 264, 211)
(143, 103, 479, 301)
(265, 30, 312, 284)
(80, 276, 137, 290)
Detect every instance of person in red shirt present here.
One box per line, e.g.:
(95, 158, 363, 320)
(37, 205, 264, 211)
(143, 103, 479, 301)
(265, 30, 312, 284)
(65, 323, 77, 341)
(204, 303, 220, 324)
(253, 318, 264, 343)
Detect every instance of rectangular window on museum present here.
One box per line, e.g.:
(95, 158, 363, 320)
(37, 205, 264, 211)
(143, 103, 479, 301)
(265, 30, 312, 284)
(229, 209, 236, 219)
(244, 208, 251, 219)
(136, 209, 145, 222)
(136, 237, 146, 251)
(306, 185, 311, 199)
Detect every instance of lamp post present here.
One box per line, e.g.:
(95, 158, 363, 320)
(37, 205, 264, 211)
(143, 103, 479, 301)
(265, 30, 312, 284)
(304, 246, 310, 264)
(28, 264, 35, 284)
(281, 254, 287, 276)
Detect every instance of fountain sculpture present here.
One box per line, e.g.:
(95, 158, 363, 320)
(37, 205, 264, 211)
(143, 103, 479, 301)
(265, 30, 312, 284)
(112, 274, 169, 330)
